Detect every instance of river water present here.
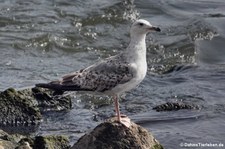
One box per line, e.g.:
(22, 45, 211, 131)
(1, 0, 225, 148)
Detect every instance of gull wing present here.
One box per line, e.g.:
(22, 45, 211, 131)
(36, 54, 134, 92)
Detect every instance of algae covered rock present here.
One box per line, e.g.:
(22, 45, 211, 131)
(0, 87, 72, 126)
(0, 87, 72, 148)
(0, 88, 42, 126)
(72, 118, 163, 149)
(153, 102, 199, 112)
(15, 141, 32, 149)
(32, 87, 72, 112)
(33, 135, 70, 149)
(0, 129, 70, 149)
(0, 129, 26, 149)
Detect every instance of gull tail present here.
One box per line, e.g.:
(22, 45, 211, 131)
(35, 81, 66, 95)
(35, 83, 59, 89)
(35, 81, 93, 93)
(35, 80, 62, 90)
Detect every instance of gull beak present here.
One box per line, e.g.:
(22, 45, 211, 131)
(149, 26, 161, 32)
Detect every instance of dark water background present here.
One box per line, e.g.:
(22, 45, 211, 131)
(1, 0, 225, 148)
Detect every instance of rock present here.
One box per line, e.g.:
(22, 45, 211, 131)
(15, 142, 32, 149)
(33, 135, 70, 149)
(0, 88, 42, 126)
(0, 140, 16, 149)
(0, 87, 72, 148)
(32, 87, 72, 112)
(72, 117, 163, 149)
(153, 102, 199, 112)
(0, 129, 25, 149)
(0, 87, 72, 126)
(0, 129, 70, 149)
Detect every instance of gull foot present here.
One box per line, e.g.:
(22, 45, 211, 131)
(113, 116, 131, 128)
(119, 116, 131, 128)
(111, 116, 131, 128)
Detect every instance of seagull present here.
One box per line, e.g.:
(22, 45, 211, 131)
(36, 19, 160, 127)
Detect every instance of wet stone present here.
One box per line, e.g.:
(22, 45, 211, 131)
(153, 102, 199, 112)
(0, 88, 42, 127)
(0, 87, 72, 127)
(32, 87, 72, 112)
(0, 129, 70, 149)
(72, 117, 164, 149)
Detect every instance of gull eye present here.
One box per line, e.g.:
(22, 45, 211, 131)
(139, 23, 144, 26)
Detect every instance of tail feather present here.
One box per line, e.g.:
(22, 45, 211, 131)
(35, 83, 93, 92)
(35, 83, 61, 90)
(35, 83, 65, 95)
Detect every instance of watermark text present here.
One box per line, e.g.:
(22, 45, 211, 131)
(180, 142, 224, 148)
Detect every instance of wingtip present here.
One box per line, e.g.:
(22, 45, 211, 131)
(35, 83, 51, 88)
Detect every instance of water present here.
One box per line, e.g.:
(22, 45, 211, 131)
(1, 0, 225, 148)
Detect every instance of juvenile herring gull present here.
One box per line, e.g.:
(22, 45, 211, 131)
(36, 19, 160, 127)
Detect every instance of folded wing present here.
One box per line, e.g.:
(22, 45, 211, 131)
(36, 54, 134, 92)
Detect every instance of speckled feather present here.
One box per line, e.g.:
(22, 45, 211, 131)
(57, 53, 134, 92)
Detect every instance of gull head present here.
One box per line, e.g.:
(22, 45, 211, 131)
(130, 19, 160, 36)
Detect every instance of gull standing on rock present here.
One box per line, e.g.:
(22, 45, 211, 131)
(36, 19, 161, 127)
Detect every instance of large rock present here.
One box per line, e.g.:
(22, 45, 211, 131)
(0, 129, 70, 149)
(33, 135, 70, 149)
(72, 118, 163, 149)
(0, 88, 42, 126)
(153, 102, 199, 112)
(32, 87, 72, 112)
(0, 129, 26, 149)
(0, 87, 72, 126)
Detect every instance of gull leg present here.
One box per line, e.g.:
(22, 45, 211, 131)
(113, 95, 121, 122)
(113, 95, 131, 127)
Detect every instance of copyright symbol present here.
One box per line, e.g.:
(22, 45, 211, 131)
(180, 143, 184, 147)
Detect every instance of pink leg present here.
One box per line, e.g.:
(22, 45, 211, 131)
(113, 95, 121, 122)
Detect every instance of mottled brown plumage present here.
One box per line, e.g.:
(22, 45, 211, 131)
(36, 19, 160, 126)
